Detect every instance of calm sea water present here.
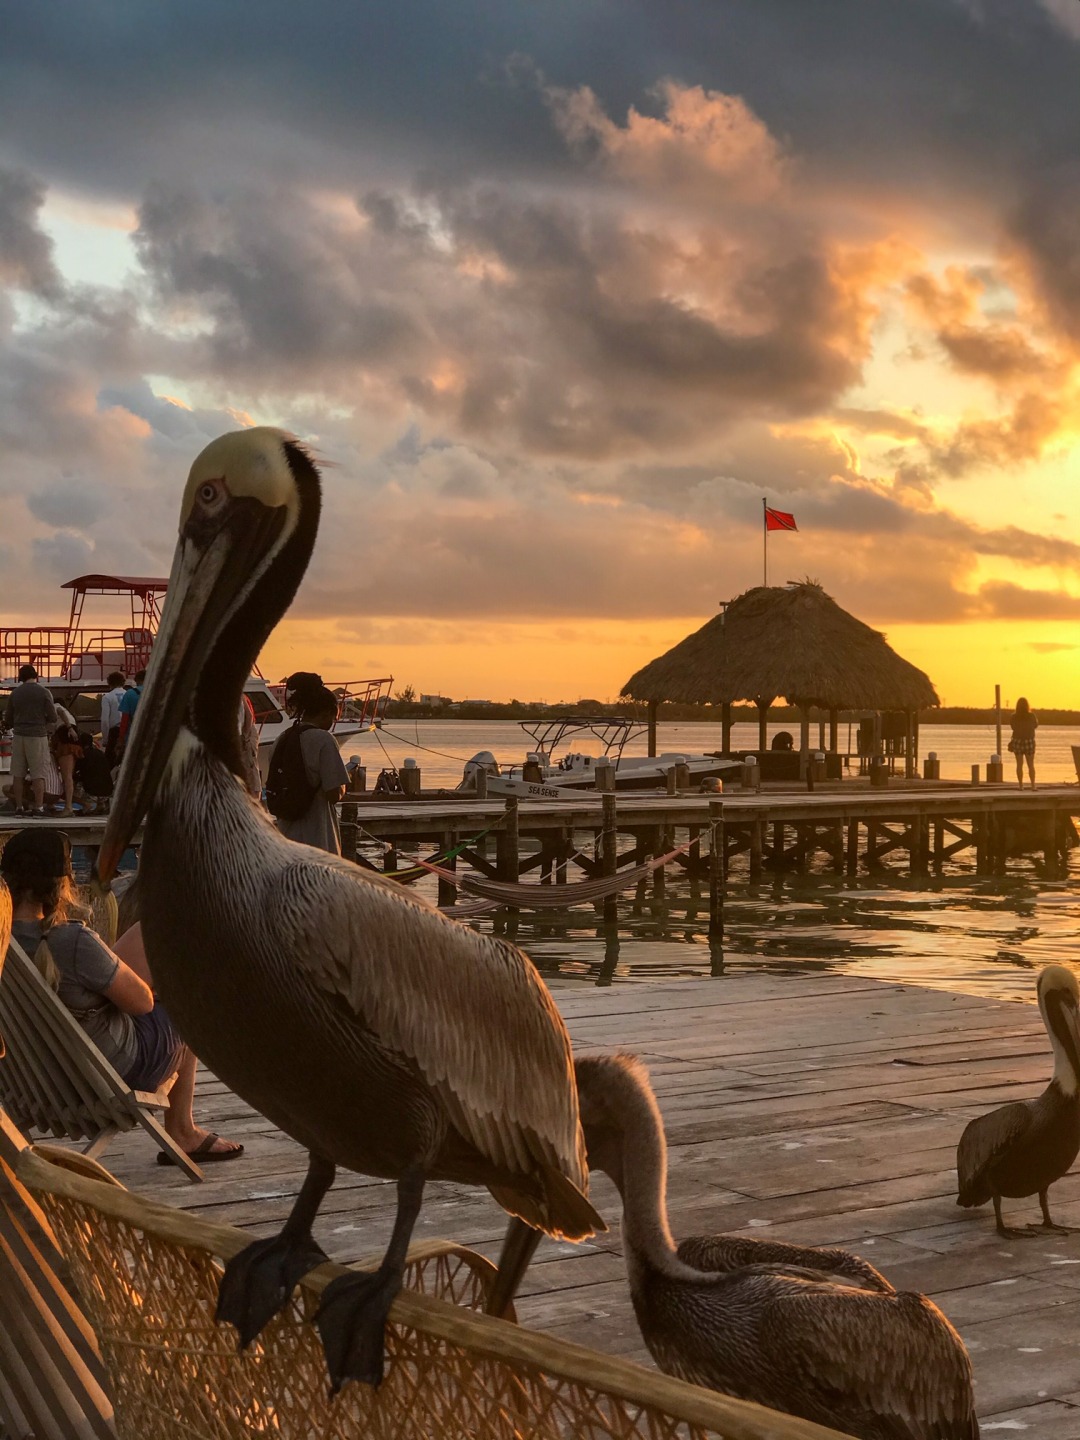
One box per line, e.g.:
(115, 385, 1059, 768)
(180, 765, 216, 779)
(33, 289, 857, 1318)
(341, 720, 1080, 1003)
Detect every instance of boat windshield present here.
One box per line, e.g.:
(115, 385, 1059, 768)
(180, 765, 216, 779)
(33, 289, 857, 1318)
(518, 716, 647, 765)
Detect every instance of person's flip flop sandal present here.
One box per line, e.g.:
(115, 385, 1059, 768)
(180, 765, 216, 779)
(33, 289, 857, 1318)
(157, 1133, 245, 1166)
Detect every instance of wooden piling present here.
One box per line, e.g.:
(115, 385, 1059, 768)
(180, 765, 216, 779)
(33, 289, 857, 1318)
(339, 801, 358, 863)
(497, 798, 520, 883)
(602, 793, 618, 928)
(749, 818, 763, 879)
(653, 827, 670, 900)
(437, 832, 457, 906)
(708, 800, 724, 948)
(846, 818, 858, 875)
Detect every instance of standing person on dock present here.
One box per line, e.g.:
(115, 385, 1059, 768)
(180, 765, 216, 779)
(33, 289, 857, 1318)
(100, 671, 126, 765)
(1008, 697, 1038, 789)
(115, 670, 146, 761)
(266, 681, 348, 854)
(2, 665, 57, 817)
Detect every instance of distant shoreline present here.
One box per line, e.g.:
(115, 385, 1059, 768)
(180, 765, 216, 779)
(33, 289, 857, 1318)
(384, 704, 1080, 726)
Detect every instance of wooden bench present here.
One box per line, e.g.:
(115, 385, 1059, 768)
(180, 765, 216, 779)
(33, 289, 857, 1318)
(0, 936, 202, 1181)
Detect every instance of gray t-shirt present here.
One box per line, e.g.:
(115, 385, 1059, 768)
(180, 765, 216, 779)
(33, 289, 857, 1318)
(275, 727, 348, 854)
(10, 919, 138, 1076)
(3, 681, 58, 737)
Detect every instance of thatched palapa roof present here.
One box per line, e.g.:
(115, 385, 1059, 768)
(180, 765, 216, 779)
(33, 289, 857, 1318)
(622, 582, 939, 712)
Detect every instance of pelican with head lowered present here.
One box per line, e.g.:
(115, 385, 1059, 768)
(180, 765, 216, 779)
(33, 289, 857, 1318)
(97, 428, 603, 1390)
(575, 1053, 979, 1440)
(957, 964, 1080, 1236)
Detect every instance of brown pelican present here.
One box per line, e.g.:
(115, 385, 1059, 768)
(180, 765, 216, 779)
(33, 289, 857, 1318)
(574, 1052, 979, 1440)
(96, 428, 603, 1390)
(957, 964, 1080, 1237)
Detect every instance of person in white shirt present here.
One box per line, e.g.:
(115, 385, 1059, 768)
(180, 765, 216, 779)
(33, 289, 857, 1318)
(100, 672, 126, 766)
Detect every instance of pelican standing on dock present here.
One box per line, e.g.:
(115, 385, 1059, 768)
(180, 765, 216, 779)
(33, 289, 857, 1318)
(96, 429, 603, 1390)
(575, 1053, 979, 1440)
(957, 964, 1080, 1236)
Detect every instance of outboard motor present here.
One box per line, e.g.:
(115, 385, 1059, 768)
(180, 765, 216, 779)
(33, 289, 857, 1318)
(458, 750, 501, 793)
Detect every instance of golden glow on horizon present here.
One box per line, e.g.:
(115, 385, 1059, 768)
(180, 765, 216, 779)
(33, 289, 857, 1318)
(257, 614, 1080, 709)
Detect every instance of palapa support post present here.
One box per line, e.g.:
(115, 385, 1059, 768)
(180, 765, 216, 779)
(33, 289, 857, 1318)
(601, 793, 619, 928)
(829, 707, 838, 756)
(721, 701, 732, 755)
(798, 705, 811, 782)
(647, 699, 658, 759)
(757, 697, 771, 753)
(708, 800, 725, 948)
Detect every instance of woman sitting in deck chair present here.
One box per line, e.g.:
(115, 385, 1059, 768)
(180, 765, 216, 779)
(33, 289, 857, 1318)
(1, 829, 243, 1166)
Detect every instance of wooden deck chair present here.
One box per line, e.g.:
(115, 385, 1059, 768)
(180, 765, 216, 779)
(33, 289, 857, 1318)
(0, 937, 202, 1182)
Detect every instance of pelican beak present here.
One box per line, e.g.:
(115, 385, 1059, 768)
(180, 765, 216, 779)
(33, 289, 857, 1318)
(97, 502, 286, 884)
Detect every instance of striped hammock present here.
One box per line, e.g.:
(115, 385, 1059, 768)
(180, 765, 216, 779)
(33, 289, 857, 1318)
(419, 842, 693, 910)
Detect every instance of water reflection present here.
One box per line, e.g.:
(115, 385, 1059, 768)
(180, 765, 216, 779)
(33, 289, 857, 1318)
(466, 864, 1079, 1003)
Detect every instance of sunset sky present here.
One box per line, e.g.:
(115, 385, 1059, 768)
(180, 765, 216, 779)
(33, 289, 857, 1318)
(2, 1, 1080, 705)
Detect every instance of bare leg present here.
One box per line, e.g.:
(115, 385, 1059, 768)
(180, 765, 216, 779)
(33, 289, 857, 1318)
(59, 755, 75, 812)
(1027, 755, 1036, 789)
(12, 773, 24, 809)
(217, 1152, 335, 1347)
(31, 777, 45, 809)
(316, 1163, 426, 1390)
(1015, 757, 1024, 787)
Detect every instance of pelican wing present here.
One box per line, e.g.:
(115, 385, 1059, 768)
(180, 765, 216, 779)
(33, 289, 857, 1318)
(760, 1284, 978, 1439)
(677, 1234, 894, 1293)
(957, 1101, 1032, 1205)
(268, 856, 598, 1235)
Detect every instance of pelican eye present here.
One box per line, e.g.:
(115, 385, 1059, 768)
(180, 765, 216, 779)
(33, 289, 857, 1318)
(197, 479, 225, 507)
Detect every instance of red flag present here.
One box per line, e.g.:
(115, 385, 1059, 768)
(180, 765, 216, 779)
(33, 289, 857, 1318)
(765, 506, 797, 532)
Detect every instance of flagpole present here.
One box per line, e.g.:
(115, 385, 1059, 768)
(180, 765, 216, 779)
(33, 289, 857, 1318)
(762, 497, 767, 587)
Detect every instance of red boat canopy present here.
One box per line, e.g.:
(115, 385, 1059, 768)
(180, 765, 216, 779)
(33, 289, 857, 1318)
(62, 575, 169, 597)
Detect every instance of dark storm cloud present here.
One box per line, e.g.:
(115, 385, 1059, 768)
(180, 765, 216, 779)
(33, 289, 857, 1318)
(0, 167, 59, 295)
(1010, 163, 1080, 343)
(1, 1, 1077, 212)
(132, 175, 872, 459)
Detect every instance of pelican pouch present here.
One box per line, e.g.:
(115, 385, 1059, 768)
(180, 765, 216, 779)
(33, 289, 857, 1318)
(265, 722, 318, 821)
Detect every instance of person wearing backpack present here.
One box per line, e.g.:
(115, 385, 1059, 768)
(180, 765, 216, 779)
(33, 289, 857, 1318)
(265, 683, 348, 853)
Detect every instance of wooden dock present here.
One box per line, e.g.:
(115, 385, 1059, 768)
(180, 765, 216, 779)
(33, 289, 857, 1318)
(97, 973, 1080, 1434)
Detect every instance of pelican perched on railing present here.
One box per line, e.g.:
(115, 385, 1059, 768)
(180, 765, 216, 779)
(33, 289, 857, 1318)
(573, 1053, 979, 1440)
(957, 964, 1080, 1236)
(96, 428, 603, 1391)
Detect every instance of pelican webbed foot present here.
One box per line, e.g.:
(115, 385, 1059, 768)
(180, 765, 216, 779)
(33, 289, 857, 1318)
(315, 1163, 426, 1392)
(316, 1265, 404, 1391)
(216, 1231, 331, 1347)
(216, 1152, 336, 1348)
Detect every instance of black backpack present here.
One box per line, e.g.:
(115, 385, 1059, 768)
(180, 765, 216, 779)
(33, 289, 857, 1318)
(265, 722, 318, 821)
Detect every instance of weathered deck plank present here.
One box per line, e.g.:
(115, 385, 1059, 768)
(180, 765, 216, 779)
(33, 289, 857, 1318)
(93, 973, 1080, 1431)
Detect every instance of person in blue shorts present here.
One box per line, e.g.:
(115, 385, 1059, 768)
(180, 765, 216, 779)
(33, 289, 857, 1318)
(1, 828, 243, 1165)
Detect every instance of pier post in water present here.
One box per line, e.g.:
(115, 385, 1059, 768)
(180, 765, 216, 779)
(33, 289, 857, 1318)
(497, 798, 520, 882)
(708, 800, 725, 949)
(601, 793, 618, 928)
(437, 832, 457, 906)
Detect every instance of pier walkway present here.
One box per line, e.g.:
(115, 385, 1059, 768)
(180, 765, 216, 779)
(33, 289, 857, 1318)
(98, 973, 1080, 1435)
